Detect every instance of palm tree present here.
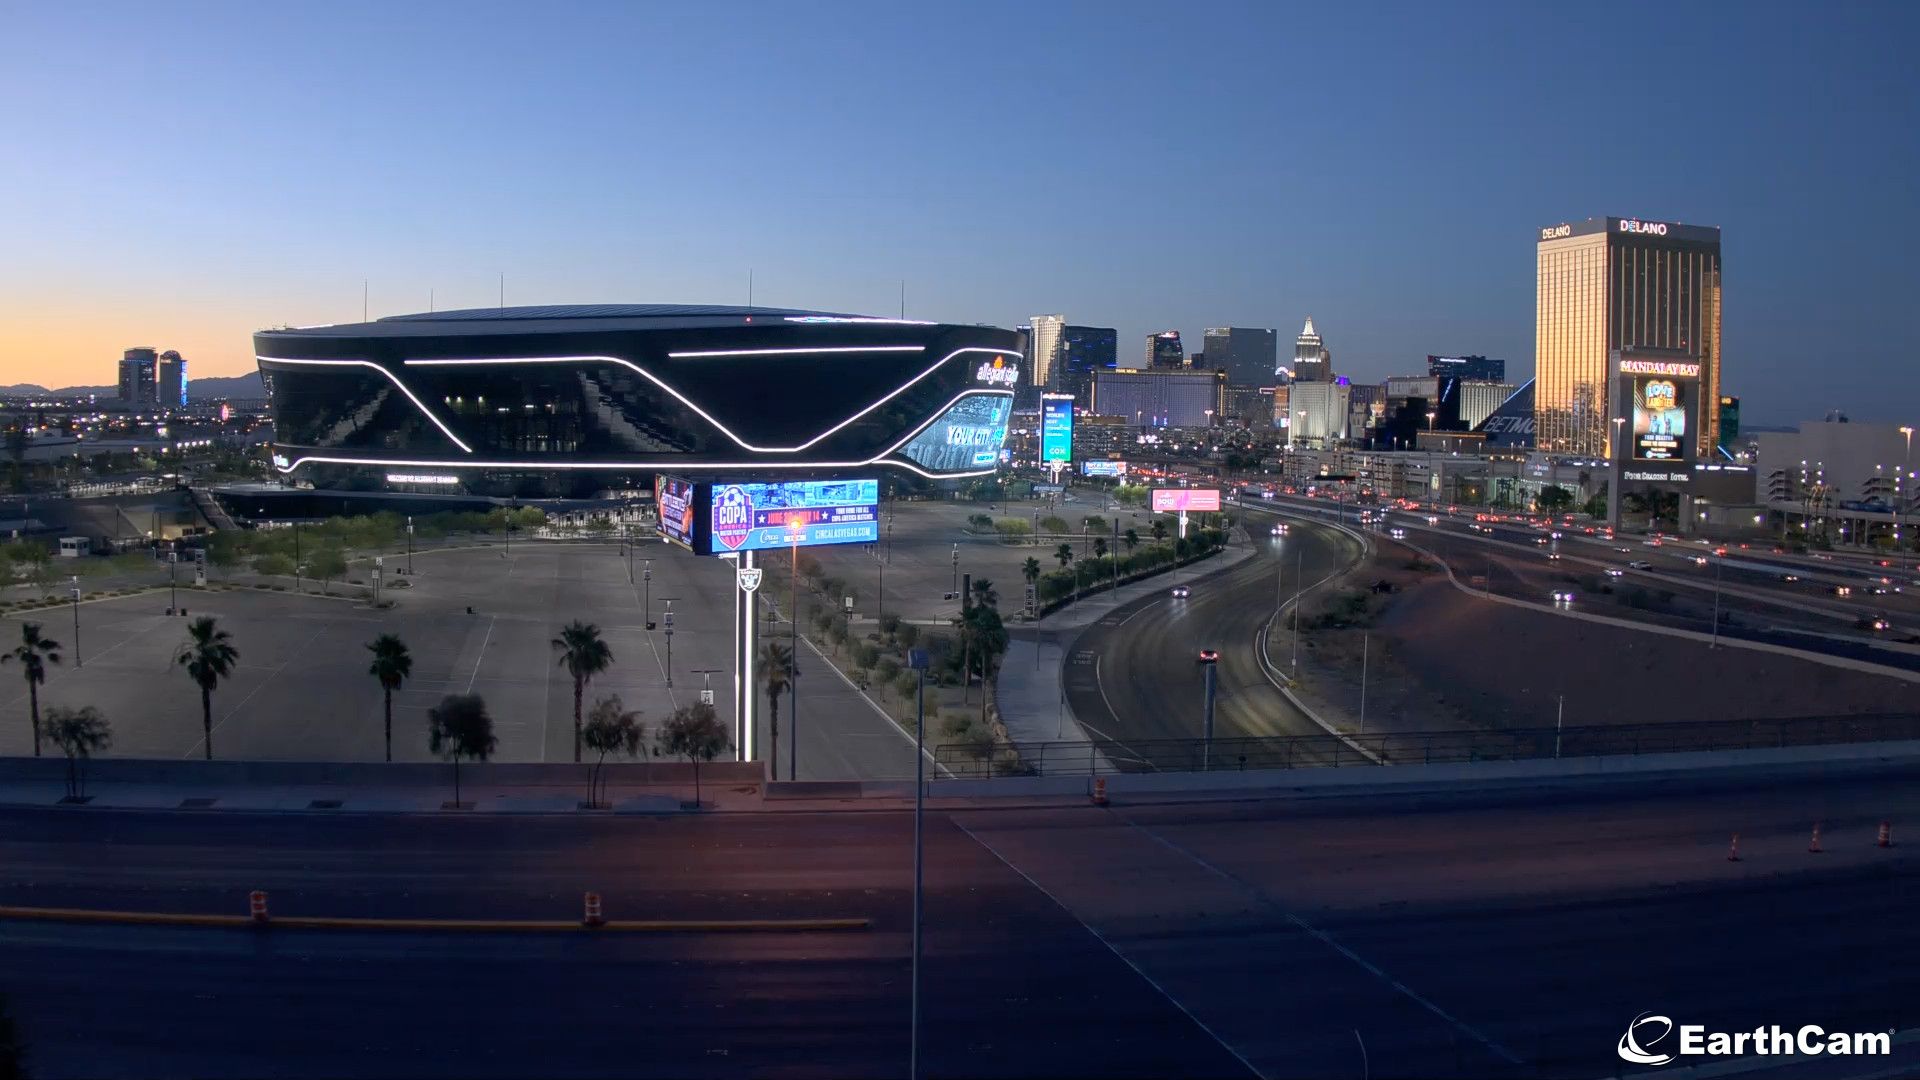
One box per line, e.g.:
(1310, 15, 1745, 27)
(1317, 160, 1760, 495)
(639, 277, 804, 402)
(1123, 528, 1139, 553)
(1054, 543, 1074, 569)
(970, 577, 998, 610)
(366, 633, 411, 762)
(1093, 537, 1108, 559)
(552, 621, 613, 764)
(175, 616, 238, 760)
(1021, 557, 1042, 589)
(2, 622, 60, 757)
(759, 642, 793, 780)
(1151, 519, 1168, 543)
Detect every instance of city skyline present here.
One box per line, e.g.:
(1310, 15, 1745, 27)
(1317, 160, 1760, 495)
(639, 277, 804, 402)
(2, 3, 1917, 424)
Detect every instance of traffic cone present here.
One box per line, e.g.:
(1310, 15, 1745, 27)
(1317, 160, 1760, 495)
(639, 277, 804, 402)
(249, 890, 269, 923)
(1727, 833, 1741, 862)
(1808, 823, 1823, 854)
(583, 891, 604, 928)
(1091, 777, 1109, 807)
(1878, 821, 1893, 848)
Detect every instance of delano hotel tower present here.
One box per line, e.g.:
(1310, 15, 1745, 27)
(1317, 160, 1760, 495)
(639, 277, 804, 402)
(1535, 217, 1722, 456)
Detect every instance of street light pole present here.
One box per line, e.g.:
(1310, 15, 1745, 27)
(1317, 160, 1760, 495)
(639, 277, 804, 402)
(1291, 548, 1303, 672)
(406, 516, 414, 575)
(1555, 694, 1564, 759)
(662, 599, 675, 687)
(69, 576, 81, 668)
(1711, 557, 1723, 648)
(1200, 653, 1218, 770)
(790, 532, 802, 783)
(908, 648, 928, 1080)
(1358, 632, 1369, 734)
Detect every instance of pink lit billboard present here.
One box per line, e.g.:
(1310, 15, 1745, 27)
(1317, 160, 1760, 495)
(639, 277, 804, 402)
(1150, 488, 1221, 512)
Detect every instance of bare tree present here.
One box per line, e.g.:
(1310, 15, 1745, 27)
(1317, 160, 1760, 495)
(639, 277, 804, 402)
(580, 695, 643, 809)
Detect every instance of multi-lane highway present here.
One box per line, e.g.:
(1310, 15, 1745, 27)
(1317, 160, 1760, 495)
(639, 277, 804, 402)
(1260, 490, 1920, 671)
(3, 759, 1917, 1078)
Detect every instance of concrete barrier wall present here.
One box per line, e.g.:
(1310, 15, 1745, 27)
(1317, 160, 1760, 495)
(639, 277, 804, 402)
(0, 757, 764, 787)
(927, 739, 1920, 799)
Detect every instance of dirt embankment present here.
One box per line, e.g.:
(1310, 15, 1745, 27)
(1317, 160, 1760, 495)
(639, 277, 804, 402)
(1293, 541, 1916, 736)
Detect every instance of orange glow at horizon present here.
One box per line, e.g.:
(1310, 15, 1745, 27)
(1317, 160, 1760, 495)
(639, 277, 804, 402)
(0, 302, 265, 389)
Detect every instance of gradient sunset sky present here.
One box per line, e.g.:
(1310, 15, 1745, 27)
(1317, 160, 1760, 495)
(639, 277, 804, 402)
(2, 2, 1916, 422)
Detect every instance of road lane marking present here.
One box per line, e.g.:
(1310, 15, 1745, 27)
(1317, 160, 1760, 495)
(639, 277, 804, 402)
(1126, 819, 1524, 1068)
(951, 819, 1266, 1080)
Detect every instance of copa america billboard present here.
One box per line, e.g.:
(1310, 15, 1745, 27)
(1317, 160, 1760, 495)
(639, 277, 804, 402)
(707, 479, 879, 554)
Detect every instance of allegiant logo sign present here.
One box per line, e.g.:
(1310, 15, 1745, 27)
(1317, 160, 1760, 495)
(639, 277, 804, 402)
(974, 357, 1020, 387)
(1618, 218, 1670, 236)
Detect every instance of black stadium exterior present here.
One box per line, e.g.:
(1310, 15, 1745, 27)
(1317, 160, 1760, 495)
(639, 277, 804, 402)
(255, 304, 1022, 498)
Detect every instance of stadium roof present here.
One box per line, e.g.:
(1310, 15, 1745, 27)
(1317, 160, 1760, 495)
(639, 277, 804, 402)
(259, 303, 909, 339)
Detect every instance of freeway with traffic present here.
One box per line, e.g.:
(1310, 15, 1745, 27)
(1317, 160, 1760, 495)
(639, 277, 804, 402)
(1257, 489, 1920, 671)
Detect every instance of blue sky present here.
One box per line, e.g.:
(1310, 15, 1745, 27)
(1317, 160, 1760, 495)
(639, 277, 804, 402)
(2, 1, 1916, 423)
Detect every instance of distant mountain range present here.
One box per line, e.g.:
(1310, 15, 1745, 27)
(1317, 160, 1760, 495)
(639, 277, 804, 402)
(0, 371, 265, 400)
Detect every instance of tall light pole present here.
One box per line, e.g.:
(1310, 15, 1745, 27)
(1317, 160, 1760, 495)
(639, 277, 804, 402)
(1291, 547, 1303, 672)
(661, 598, 675, 687)
(789, 521, 804, 783)
(1199, 651, 1218, 770)
(1710, 556, 1723, 648)
(69, 576, 81, 668)
(907, 647, 929, 1080)
(1901, 426, 1914, 573)
(406, 515, 414, 575)
(643, 559, 653, 625)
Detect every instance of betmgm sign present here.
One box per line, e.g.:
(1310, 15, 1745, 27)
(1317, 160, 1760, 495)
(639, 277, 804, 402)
(1612, 351, 1701, 487)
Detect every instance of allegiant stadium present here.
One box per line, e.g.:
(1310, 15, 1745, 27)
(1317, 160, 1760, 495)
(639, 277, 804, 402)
(255, 304, 1021, 499)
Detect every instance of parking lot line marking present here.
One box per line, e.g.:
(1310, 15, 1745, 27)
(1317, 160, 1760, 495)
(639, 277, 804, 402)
(951, 819, 1266, 1080)
(465, 615, 496, 694)
(1126, 820, 1523, 1067)
(183, 623, 332, 759)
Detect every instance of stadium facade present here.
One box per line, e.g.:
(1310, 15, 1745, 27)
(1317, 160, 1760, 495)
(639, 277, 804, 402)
(255, 305, 1021, 498)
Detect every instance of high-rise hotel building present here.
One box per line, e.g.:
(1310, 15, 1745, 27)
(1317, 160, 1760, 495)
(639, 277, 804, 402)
(1535, 217, 1722, 456)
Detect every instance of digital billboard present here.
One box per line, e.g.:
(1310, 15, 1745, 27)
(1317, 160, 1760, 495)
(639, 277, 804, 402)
(1631, 377, 1688, 462)
(707, 479, 879, 554)
(655, 474, 696, 548)
(1081, 460, 1128, 478)
(1040, 394, 1074, 467)
(1151, 488, 1222, 512)
(897, 393, 1011, 473)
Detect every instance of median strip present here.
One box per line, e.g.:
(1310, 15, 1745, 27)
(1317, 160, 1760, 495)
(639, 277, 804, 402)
(0, 905, 870, 933)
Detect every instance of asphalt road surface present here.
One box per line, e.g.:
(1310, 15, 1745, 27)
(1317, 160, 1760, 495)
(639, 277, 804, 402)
(3, 760, 1917, 1078)
(1060, 508, 1366, 767)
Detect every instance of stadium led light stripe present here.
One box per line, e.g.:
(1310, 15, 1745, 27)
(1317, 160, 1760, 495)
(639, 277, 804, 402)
(401, 347, 1019, 454)
(664, 345, 926, 357)
(253, 356, 474, 453)
(272, 453, 1000, 481)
